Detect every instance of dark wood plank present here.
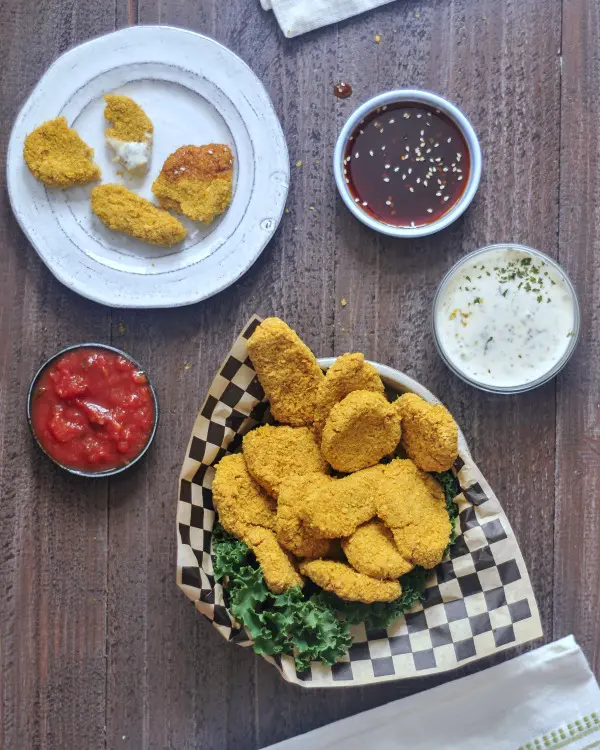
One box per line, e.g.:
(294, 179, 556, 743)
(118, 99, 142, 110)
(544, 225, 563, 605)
(555, 0, 600, 674)
(254, 0, 562, 746)
(103, 4, 332, 750)
(0, 2, 115, 749)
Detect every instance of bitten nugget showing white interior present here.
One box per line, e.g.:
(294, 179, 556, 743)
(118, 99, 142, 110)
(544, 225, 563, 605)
(245, 526, 303, 594)
(394, 393, 459, 472)
(313, 353, 385, 434)
(321, 390, 401, 473)
(243, 424, 329, 498)
(104, 94, 153, 174)
(23, 117, 101, 187)
(247, 318, 324, 426)
(211, 453, 276, 539)
(299, 559, 401, 603)
(342, 519, 413, 580)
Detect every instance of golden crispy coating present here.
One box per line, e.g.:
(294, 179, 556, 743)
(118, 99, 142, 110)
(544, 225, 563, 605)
(342, 519, 413, 580)
(299, 559, 401, 603)
(211, 453, 276, 539)
(23, 117, 100, 187)
(395, 393, 459, 472)
(376, 459, 450, 569)
(245, 526, 303, 593)
(91, 184, 187, 247)
(247, 318, 324, 426)
(277, 474, 336, 558)
(314, 353, 385, 434)
(152, 144, 233, 223)
(243, 425, 329, 498)
(300, 466, 380, 538)
(321, 390, 401, 473)
(104, 94, 153, 142)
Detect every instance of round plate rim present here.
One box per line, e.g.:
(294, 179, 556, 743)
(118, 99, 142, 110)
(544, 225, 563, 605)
(6, 25, 290, 309)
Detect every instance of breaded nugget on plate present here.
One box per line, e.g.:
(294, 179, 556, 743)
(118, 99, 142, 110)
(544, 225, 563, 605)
(211, 453, 276, 539)
(243, 424, 329, 498)
(91, 184, 187, 247)
(314, 353, 385, 434)
(104, 94, 153, 175)
(245, 526, 303, 594)
(247, 318, 324, 426)
(24, 117, 100, 187)
(394, 393, 458, 472)
(299, 560, 401, 603)
(277, 475, 334, 559)
(342, 519, 413, 580)
(321, 390, 401, 473)
(377, 459, 451, 569)
(152, 144, 233, 224)
(300, 466, 380, 539)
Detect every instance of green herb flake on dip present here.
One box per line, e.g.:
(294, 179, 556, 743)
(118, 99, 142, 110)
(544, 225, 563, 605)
(434, 246, 577, 390)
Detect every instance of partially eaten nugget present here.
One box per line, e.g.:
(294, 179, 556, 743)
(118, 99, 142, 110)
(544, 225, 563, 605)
(23, 117, 101, 187)
(104, 94, 153, 175)
(91, 184, 187, 247)
(152, 144, 234, 224)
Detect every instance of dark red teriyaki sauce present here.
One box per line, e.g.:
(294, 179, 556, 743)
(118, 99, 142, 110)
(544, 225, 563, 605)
(30, 347, 155, 472)
(343, 103, 471, 227)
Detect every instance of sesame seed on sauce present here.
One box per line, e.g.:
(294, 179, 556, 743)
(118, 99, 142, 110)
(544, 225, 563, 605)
(342, 102, 470, 227)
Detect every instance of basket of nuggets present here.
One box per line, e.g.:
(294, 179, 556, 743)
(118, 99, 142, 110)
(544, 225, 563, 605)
(177, 317, 542, 686)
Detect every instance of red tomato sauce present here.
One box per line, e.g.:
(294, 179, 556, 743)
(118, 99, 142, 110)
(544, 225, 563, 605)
(30, 347, 156, 472)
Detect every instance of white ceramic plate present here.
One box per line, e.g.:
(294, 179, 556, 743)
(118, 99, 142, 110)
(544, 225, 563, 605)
(6, 26, 289, 308)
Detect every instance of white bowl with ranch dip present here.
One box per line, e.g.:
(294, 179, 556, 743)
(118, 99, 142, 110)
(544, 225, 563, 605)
(433, 244, 580, 393)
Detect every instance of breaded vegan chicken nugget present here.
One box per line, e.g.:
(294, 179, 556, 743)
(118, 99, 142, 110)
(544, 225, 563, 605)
(245, 526, 303, 594)
(152, 144, 233, 224)
(300, 466, 380, 539)
(243, 425, 329, 498)
(394, 393, 458, 472)
(313, 353, 385, 434)
(247, 318, 324, 426)
(24, 117, 100, 187)
(321, 390, 401, 473)
(377, 459, 451, 570)
(211, 453, 276, 539)
(342, 519, 413, 580)
(299, 559, 401, 603)
(91, 184, 187, 247)
(277, 474, 334, 559)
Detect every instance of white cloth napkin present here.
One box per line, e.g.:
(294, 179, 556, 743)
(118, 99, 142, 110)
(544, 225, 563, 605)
(259, 0, 397, 37)
(263, 637, 600, 750)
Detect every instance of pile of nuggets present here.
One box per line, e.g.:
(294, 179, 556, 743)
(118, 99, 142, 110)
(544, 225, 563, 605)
(212, 318, 460, 604)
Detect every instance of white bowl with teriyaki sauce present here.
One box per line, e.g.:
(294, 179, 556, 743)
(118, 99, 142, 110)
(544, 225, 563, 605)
(334, 90, 482, 238)
(433, 244, 581, 394)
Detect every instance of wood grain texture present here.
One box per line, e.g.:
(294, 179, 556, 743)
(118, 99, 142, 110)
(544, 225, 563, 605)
(555, 0, 600, 674)
(0, 0, 598, 748)
(0, 1, 115, 749)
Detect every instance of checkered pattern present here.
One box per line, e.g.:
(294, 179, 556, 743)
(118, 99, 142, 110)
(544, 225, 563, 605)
(177, 315, 543, 687)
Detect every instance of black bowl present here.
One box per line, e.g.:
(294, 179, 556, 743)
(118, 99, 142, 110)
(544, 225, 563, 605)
(27, 343, 159, 478)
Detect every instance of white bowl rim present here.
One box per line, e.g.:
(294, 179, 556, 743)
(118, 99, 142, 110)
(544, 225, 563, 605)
(431, 243, 581, 394)
(333, 89, 482, 239)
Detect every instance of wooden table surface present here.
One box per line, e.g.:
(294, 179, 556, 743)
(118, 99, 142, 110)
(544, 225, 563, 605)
(1, 0, 599, 747)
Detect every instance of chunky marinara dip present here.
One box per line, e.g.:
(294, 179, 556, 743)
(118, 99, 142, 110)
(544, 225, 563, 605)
(30, 347, 156, 472)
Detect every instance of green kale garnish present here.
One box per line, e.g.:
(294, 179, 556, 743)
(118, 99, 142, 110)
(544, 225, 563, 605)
(210, 469, 460, 670)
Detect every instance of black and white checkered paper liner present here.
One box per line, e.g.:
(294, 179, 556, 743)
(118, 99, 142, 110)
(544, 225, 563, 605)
(176, 316, 543, 687)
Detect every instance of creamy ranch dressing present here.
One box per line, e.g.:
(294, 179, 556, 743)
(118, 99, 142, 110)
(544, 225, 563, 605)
(435, 247, 576, 388)
(107, 135, 152, 174)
